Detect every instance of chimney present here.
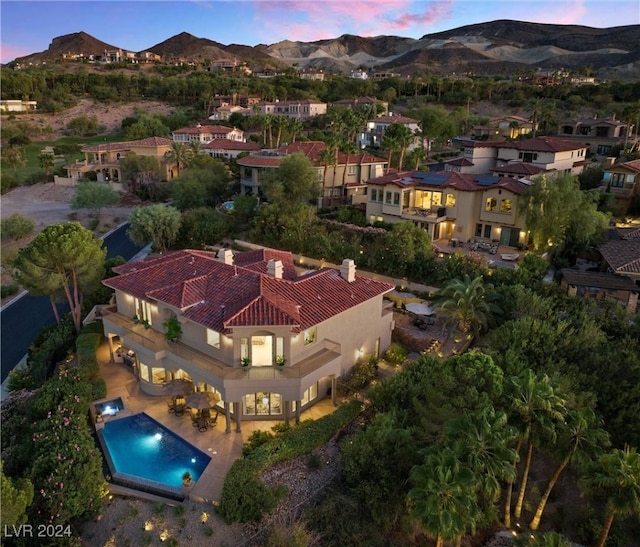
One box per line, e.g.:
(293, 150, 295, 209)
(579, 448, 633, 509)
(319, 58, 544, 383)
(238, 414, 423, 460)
(267, 259, 283, 279)
(217, 248, 234, 265)
(340, 259, 356, 283)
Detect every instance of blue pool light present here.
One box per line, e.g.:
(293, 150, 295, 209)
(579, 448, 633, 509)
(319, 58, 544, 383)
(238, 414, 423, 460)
(154, 432, 163, 441)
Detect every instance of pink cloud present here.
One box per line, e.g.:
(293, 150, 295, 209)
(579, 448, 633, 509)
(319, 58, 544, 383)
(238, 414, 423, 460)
(543, 0, 587, 25)
(0, 44, 34, 64)
(255, 1, 441, 42)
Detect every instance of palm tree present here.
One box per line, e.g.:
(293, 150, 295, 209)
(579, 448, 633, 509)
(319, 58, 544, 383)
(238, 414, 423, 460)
(383, 133, 399, 173)
(530, 407, 609, 530)
(406, 147, 427, 170)
(263, 114, 274, 148)
(189, 141, 204, 157)
(506, 370, 566, 524)
(318, 147, 335, 209)
(326, 133, 341, 207)
(38, 152, 55, 180)
(433, 275, 501, 337)
(288, 117, 303, 143)
(3, 146, 26, 172)
(163, 142, 192, 177)
(408, 449, 481, 547)
(273, 115, 287, 147)
(446, 406, 518, 506)
(582, 447, 640, 547)
(340, 140, 358, 189)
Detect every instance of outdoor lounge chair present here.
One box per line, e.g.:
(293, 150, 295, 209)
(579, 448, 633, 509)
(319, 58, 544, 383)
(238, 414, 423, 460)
(198, 419, 208, 432)
(167, 399, 176, 413)
(174, 404, 185, 417)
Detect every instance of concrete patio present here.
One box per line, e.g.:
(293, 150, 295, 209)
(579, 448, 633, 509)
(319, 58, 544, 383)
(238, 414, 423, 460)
(94, 342, 338, 504)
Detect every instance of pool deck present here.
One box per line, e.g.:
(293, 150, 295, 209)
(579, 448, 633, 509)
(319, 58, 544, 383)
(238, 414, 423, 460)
(95, 342, 337, 505)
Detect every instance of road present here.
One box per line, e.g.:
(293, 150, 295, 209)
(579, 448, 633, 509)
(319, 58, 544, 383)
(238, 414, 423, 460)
(0, 224, 143, 383)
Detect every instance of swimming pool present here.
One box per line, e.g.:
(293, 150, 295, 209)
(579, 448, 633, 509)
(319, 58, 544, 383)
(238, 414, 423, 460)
(221, 201, 235, 212)
(98, 413, 211, 498)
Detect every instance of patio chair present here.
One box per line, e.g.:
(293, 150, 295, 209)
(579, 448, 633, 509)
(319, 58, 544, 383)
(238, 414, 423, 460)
(167, 399, 176, 413)
(198, 419, 208, 432)
(209, 411, 219, 427)
(174, 404, 185, 417)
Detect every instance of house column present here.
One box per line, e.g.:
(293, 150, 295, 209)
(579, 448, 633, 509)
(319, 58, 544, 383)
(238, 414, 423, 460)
(295, 400, 301, 424)
(224, 402, 232, 433)
(331, 376, 337, 406)
(233, 402, 242, 432)
(284, 400, 290, 425)
(107, 334, 115, 363)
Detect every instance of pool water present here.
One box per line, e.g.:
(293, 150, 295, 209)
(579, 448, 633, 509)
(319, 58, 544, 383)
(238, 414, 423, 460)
(100, 413, 211, 489)
(222, 201, 235, 212)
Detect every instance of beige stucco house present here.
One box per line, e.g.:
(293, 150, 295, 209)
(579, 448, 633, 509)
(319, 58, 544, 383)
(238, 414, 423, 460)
(365, 170, 529, 246)
(172, 124, 245, 143)
(101, 248, 394, 432)
(237, 141, 387, 206)
(598, 159, 640, 214)
(55, 136, 176, 188)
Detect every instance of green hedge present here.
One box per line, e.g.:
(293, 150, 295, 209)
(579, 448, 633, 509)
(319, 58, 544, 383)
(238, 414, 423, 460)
(218, 400, 362, 523)
(76, 331, 102, 380)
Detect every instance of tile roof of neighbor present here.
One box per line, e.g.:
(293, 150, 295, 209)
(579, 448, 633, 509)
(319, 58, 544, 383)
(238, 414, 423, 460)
(561, 269, 639, 292)
(367, 170, 532, 195)
(83, 137, 173, 152)
(498, 137, 587, 153)
(599, 239, 640, 274)
(236, 141, 386, 168)
(617, 226, 640, 239)
(607, 159, 640, 173)
(447, 157, 474, 167)
(173, 125, 239, 135)
(105, 249, 393, 333)
(371, 115, 419, 124)
(203, 139, 261, 151)
(493, 163, 545, 175)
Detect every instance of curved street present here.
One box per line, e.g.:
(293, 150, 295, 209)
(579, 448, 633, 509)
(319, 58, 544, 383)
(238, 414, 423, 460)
(0, 224, 143, 383)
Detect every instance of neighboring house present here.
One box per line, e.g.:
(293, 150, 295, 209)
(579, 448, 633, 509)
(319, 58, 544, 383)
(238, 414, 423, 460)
(471, 115, 535, 140)
(0, 99, 37, 112)
(172, 124, 245, 144)
(55, 136, 176, 188)
(101, 248, 394, 430)
(350, 70, 369, 80)
(358, 114, 421, 149)
(598, 159, 640, 214)
(332, 96, 388, 116)
(451, 137, 588, 175)
(299, 69, 325, 81)
(373, 72, 401, 80)
(365, 170, 529, 246)
(208, 105, 252, 121)
(203, 138, 261, 160)
(236, 141, 387, 205)
(557, 116, 635, 157)
(251, 99, 327, 119)
(599, 230, 640, 283)
(560, 269, 638, 313)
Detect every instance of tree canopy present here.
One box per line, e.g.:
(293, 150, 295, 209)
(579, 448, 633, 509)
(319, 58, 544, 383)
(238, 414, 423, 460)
(70, 181, 120, 218)
(261, 153, 320, 207)
(13, 222, 106, 333)
(128, 204, 182, 253)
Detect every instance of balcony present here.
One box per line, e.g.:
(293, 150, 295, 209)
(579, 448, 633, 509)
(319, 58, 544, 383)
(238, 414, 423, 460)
(102, 308, 341, 383)
(401, 206, 448, 222)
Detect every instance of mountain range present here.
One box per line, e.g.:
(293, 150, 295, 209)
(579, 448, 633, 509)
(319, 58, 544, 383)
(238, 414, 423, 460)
(10, 20, 640, 79)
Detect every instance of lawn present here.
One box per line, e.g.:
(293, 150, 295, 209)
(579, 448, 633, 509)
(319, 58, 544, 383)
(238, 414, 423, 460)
(1, 133, 124, 182)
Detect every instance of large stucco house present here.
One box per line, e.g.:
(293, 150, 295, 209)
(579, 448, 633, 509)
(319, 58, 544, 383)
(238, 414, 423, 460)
(598, 159, 640, 214)
(237, 141, 387, 206)
(365, 170, 530, 246)
(358, 114, 421, 149)
(557, 116, 635, 157)
(55, 136, 176, 188)
(172, 124, 245, 144)
(447, 137, 589, 176)
(101, 248, 395, 432)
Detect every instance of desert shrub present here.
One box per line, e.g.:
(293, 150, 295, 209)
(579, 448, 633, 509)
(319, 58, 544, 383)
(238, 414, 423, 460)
(65, 115, 101, 136)
(1, 284, 19, 298)
(242, 430, 275, 457)
(382, 342, 408, 365)
(345, 354, 378, 390)
(1, 171, 20, 194)
(1, 213, 35, 241)
(220, 400, 362, 523)
(88, 218, 100, 231)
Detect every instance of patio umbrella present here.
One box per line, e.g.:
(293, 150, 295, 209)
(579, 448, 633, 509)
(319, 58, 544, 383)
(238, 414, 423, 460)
(405, 302, 436, 316)
(164, 379, 194, 397)
(185, 391, 220, 410)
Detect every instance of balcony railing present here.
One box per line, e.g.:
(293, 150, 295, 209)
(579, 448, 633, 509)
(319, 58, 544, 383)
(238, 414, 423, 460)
(102, 308, 341, 381)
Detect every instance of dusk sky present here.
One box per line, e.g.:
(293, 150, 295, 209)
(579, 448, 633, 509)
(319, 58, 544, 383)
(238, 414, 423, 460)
(1, 0, 639, 64)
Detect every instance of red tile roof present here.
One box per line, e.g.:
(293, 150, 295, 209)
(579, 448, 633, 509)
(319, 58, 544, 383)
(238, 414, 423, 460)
(105, 249, 393, 332)
(498, 137, 586, 153)
(203, 139, 261, 151)
(366, 170, 531, 194)
(371, 115, 418, 124)
(493, 163, 545, 175)
(83, 137, 173, 152)
(173, 125, 238, 135)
